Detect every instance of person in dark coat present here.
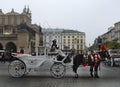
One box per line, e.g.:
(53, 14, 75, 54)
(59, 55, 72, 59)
(97, 36, 102, 50)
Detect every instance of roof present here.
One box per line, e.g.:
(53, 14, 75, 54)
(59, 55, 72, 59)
(42, 28, 85, 34)
(6, 9, 20, 15)
(0, 9, 4, 15)
(62, 29, 85, 34)
(42, 28, 64, 33)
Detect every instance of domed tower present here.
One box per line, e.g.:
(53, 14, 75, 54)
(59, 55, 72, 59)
(27, 6, 32, 19)
(22, 6, 27, 14)
(21, 6, 31, 25)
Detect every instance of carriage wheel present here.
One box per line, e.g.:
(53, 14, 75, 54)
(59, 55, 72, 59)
(50, 62, 65, 78)
(8, 59, 26, 77)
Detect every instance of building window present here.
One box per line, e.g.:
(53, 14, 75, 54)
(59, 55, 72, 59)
(68, 36, 70, 38)
(64, 36, 66, 38)
(81, 39, 83, 43)
(64, 39, 66, 44)
(68, 45, 70, 48)
(77, 40, 79, 43)
(72, 39, 74, 43)
(13, 28, 17, 34)
(4, 25, 12, 35)
(81, 45, 83, 50)
(0, 29, 3, 34)
(68, 39, 70, 43)
(77, 45, 79, 50)
(4, 28, 12, 35)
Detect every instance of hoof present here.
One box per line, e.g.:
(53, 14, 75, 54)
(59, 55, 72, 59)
(75, 73, 78, 78)
(94, 75, 99, 78)
(90, 72, 93, 77)
(90, 74, 93, 77)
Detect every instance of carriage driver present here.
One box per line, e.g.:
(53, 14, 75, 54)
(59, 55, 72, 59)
(50, 39, 59, 52)
(50, 39, 66, 57)
(88, 51, 101, 78)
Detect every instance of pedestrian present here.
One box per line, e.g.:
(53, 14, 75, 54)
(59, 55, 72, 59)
(20, 48, 24, 54)
(88, 51, 101, 78)
(99, 44, 109, 61)
(100, 44, 106, 51)
(97, 36, 102, 50)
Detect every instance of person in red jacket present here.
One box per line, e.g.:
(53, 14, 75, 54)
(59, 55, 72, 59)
(99, 44, 109, 61)
(100, 44, 106, 51)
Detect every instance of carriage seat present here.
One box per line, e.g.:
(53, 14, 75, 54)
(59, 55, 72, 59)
(63, 55, 71, 63)
(57, 55, 65, 61)
(56, 55, 71, 63)
(48, 52, 58, 56)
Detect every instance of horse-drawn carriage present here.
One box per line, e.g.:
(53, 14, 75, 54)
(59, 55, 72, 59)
(8, 46, 76, 78)
(8, 45, 102, 78)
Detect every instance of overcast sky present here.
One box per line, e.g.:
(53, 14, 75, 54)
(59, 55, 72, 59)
(1, 0, 120, 46)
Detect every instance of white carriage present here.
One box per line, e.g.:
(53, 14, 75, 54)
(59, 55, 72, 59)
(8, 46, 73, 78)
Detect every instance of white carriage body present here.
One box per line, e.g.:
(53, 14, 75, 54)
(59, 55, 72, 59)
(14, 46, 67, 69)
(20, 55, 52, 68)
(8, 46, 73, 78)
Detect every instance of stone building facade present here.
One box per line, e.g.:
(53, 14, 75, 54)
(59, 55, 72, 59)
(42, 28, 63, 50)
(114, 22, 120, 43)
(0, 7, 42, 54)
(62, 30, 85, 52)
(42, 28, 86, 52)
(98, 21, 120, 44)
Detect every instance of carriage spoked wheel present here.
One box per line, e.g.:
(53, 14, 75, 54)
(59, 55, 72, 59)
(8, 59, 26, 78)
(50, 62, 66, 78)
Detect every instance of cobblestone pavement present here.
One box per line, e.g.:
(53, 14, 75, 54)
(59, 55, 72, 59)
(0, 62, 120, 87)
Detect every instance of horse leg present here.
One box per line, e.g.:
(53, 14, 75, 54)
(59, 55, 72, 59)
(90, 65, 94, 77)
(73, 64, 79, 78)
